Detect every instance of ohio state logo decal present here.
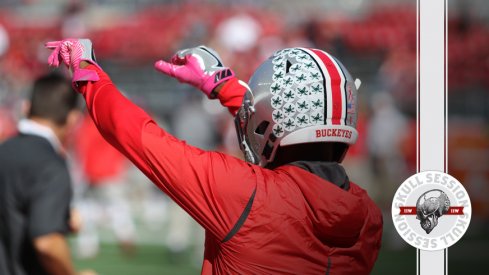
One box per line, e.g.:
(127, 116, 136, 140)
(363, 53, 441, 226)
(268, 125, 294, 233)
(391, 171, 471, 251)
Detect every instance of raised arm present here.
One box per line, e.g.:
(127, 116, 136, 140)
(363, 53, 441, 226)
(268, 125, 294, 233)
(46, 39, 257, 240)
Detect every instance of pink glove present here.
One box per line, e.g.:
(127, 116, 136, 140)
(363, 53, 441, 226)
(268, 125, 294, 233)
(154, 46, 235, 98)
(46, 39, 100, 82)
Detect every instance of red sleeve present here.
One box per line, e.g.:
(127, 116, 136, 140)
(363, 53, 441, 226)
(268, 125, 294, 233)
(217, 77, 247, 116)
(78, 65, 256, 240)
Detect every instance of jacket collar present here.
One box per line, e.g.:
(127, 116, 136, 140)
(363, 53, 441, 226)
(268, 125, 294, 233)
(18, 119, 63, 154)
(288, 161, 350, 190)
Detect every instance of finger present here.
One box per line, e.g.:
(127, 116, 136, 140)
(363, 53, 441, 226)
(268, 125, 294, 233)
(47, 47, 61, 67)
(45, 41, 61, 49)
(154, 60, 179, 77)
(59, 45, 73, 68)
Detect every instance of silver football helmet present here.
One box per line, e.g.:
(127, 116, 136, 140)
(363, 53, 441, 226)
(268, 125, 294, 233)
(235, 48, 360, 167)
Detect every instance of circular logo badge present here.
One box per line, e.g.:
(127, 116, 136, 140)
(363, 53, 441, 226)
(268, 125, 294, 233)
(391, 171, 471, 251)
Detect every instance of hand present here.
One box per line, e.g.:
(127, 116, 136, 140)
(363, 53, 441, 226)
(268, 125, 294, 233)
(69, 208, 82, 234)
(154, 46, 235, 98)
(46, 39, 100, 82)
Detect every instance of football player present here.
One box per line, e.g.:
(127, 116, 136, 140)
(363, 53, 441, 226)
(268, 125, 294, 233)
(46, 39, 382, 274)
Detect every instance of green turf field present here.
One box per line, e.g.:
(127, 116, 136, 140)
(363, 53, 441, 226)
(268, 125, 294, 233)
(73, 243, 416, 275)
(73, 243, 199, 275)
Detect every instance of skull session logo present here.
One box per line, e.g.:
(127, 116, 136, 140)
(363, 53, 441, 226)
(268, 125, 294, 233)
(391, 171, 471, 251)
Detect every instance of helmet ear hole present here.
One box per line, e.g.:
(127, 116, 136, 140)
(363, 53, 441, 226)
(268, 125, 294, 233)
(285, 60, 292, 73)
(254, 121, 270, 135)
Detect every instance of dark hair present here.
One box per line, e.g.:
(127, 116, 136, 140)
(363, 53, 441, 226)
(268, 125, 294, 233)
(28, 73, 79, 126)
(266, 142, 349, 169)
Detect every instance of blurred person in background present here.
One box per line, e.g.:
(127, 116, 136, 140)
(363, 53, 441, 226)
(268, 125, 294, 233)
(46, 39, 382, 274)
(73, 113, 136, 258)
(367, 92, 408, 207)
(0, 73, 93, 275)
(0, 107, 16, 142)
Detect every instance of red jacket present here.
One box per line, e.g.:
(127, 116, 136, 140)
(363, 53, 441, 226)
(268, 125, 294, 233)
(79, 65, 382, 274)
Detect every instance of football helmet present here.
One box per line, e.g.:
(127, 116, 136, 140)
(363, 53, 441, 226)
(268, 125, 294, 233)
(235, 48, 360, 167)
